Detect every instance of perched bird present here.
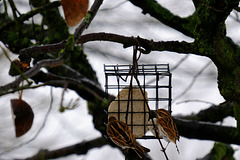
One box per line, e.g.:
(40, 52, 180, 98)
(107, 116, 150, 159)
(150, 109, 180, 153)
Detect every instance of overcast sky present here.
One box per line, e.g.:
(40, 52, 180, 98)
(0, 0, 240, 159)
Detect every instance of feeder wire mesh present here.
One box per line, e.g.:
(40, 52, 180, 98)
(104, 64, 172, 139)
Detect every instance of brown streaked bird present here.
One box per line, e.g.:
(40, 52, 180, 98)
(107, 116, 150, 159)
(151, 109, 180, 153)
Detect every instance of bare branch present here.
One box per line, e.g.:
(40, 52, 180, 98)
(19, 32, 194, 62)
(174, 118, 240, 145)
(176, 102, 234, 123)
(24, 137, 109, 160)
(173, 60, 212, 103)
(23, 136, 152, 160)
(128, 0, 195, 37)
(78, 32, 194, 54)
(74, 0, 104, 43)
(19, 40, 66, 63)
(0, 59, 64, 95)
(31, 70, 105, 102)
(0, 1, 61, 32)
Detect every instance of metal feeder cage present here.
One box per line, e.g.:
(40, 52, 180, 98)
(104, 64, 172, 139)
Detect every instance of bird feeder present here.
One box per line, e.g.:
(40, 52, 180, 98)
(104, 64, 172, 139)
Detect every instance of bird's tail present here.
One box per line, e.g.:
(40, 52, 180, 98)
(134, 143, 150, 159)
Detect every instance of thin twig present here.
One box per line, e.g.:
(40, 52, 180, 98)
(24, 137, 109, 160)
(0, 84, 46, 97)
(173, 60, 212, 103)
(0, 59, 64, 95)
(19, 40, 66, 58)
(74, 0, 104, 44)
(0, 45, 31, 84)
(176, 99, 217, 106)
(100, 0, 127, 11)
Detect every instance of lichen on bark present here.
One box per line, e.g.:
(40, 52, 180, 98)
(190, 0, 240, 132)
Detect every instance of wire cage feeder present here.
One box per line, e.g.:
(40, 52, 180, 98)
(104, 64, 172, 139)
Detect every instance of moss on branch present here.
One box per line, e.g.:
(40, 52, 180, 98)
(178, 102, 234, 123)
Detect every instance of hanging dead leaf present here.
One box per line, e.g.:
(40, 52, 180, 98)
(11, 99, 34, 137)
(61, 0, 89, 26)
(9, 59, 30, 76)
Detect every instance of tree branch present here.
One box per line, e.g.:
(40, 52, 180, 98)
(177, 102, 234, 123)
(31, 70, 105, 102)
(19, 40, 66, 63)
(197, 142, 234, 160)
(20, 32, 195, 56)
(78, 32, 194, 54)
(24, 137, 109, 160)
(0, 59, 64, 96)
(128, 0, 195, 37)
(174, 118, 240, 145)
(13, 67, 239, 146)
(23, 136, 152, 160)
(74, 0, 104, 43)
(0, 1, 61, 33)
(173, 60, 212, 103)
(21, 118, 240, 160)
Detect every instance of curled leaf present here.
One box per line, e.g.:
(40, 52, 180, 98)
(11, 99, 34, 137)
(61, 0, 89, 26)
(9, 59, 30, 76)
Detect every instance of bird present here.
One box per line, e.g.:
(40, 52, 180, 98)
(107, 116, 150, 159)
(149, 109, 180, 153)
